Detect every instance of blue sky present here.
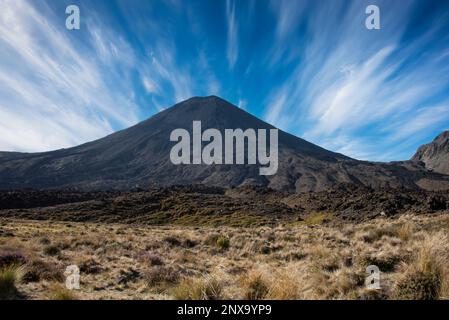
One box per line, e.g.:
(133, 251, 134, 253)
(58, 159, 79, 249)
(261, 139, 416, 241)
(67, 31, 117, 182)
(1, 0, 449, 161)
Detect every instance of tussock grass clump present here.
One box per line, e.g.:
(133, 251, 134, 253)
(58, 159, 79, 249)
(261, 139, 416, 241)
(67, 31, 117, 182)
(280, 250, 307, 262)
(395, 269, 441, 300)
(358, 288, 388, 300)
(0, 250, 27, 268)
(79, 259, 103, 275)
(172, 276, 223, 300)
(204, 233, 231, 250)
(393, 234, 448, 300)
(396, 222, 415, 241)
(308, 244, 341, 272)
(0, 265, 23, 300)
(216, 236, 230, 251)
(361, 221, 415, 243)
(266, 269, 302, 300)
(240, 272, 269, 300)
(145, 266, 179, 287)
(23, 259, 64, 283)
(204, 233, 220, 246)
(39, 237, 51, 245)
(164, 236, 182, 247)
(50, 286, 78, 300)
(183, 239, 197, 248)
(43, 245, 60, 256)
(137, 251, 164, 266)
(329, 268, 365, 298)
(359, 254, 403, 273)
(361, 226, 398, 243)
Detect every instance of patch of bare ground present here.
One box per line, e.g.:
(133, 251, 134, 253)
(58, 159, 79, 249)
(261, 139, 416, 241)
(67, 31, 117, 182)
(1, 213, 449, 300)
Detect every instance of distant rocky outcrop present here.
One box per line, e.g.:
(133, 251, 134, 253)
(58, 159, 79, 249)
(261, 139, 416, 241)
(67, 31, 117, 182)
(412, 131, 449, 175)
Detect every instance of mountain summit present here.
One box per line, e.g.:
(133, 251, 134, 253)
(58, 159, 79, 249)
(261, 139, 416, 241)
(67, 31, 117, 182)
(0, 96, 448, 192)
(412, 131, 449, 175)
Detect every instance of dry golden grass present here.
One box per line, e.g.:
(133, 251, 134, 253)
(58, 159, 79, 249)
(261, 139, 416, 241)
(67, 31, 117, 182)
(172, 275, 223, 300)
(393, 232, 449, 300)
(0, 213, 449, 300)
(49, 285, 78, 300)
(0, 265, 24, 300)
(239, 271, 269, 300)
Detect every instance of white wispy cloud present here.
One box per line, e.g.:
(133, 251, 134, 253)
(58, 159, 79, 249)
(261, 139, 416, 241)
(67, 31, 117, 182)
(237, 98, 247, 110)
(385, 104, 449, 142)
(115, 0, 199, 109)
(263, 0, 449, 161)
(264, 88, 290, 130)
(197, 49, 221, 96)
(308, 46, 396, 135)
(0, 0, 140, 152)
(267, 0, 306, 67)
(141, 75, 159, 94)
(147, 42, 193, 103)
(226, 0, 239, 70)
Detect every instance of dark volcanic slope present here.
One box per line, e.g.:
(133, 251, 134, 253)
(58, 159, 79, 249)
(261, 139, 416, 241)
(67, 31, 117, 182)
(0, 96, 448, 192)
(412, 131, 449, 175)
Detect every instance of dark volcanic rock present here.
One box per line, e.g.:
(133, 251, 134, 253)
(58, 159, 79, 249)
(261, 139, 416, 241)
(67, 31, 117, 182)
(0, 186, 299, 226)
(0, 96, 448, 192)
(0, 190, 113, 210)
(0, 186, 448, 224)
